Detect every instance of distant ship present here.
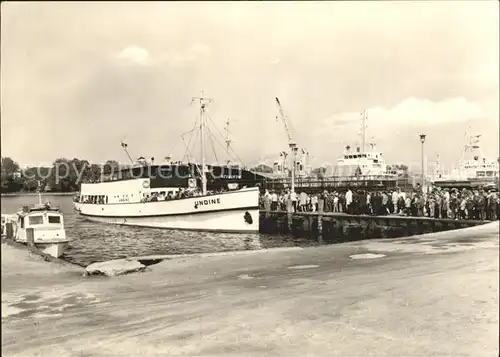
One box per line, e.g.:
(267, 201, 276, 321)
(74, 95, 264, 233)
(333, 143, 389, 177)
(431, 133, 499, 189)
(263, 107, 398, 190)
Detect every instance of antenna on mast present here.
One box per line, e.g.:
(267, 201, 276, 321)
(120, 141, 134, 165)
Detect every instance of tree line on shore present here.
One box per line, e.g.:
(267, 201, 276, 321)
(0, 156, 120, 193)
(1, 155, 413, 194)
(1, 156, 280, 193)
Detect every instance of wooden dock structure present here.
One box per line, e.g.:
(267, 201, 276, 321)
(259, 208, 488, 241)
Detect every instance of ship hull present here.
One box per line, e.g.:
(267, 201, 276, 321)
(36, 242, 69, 258)
(78, 208, 259, 233)
(74, 188, 260, 233)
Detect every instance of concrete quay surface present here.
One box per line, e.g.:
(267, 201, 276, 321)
(2, 222, 499, 357)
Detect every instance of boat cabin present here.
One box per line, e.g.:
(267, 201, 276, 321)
(15, 205, 66, 243)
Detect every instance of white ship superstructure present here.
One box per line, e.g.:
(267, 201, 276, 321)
(335, 144, 388, 176)
(432, 133, 499, 184)
(333, 110, 393, 178)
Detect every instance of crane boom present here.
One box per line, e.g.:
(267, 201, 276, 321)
(275, 97, 295, 146)
(275, 97, 298, 192)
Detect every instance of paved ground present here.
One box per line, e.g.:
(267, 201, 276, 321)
(2, 222, 499, 357)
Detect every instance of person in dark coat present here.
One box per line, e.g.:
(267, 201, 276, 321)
(359, 191, 367, 215)
(417, 194, 425, 217)
(466, 194, 474, 220)
(370, 192, 379, 216)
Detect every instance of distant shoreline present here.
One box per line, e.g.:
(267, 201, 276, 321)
(1, 192, 76, 197)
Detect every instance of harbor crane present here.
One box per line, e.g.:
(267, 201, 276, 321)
(275, 97, 298, 192)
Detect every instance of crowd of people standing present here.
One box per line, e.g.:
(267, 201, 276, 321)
(260, 186, 499, 221)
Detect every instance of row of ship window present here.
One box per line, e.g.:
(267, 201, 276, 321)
(343, 154, 381, 159)
(80, 191, 179, 204)
(476, 171, 498, 177)
(81, 195, 108, 204)
(19, 215, 61, 228)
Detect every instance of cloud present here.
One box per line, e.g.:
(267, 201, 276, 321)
(308, 96, 496, 168)
(188, 43, 211, 58)
(154, 43, 212, 67)
(322, 97, 485, 130)
(116, 46, 151, 66)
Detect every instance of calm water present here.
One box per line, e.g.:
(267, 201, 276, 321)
(1, 195, 319, 266)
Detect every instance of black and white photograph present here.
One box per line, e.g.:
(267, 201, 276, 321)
(1, 1, 499, 356)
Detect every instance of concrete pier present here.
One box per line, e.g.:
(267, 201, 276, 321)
(2, 222, 499, 357)
(260, 210, 489, 240)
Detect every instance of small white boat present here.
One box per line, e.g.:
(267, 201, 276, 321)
(11, 203, 70, 258)
(3, 182, 71, 258)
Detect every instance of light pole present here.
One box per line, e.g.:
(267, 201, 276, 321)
(290, 144, 297, 193)
(420, 134, 426, 191)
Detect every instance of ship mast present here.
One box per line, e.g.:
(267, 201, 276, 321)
(435, 154, 441, 178)
(462, 130, 484, 162)
(191, 93, 212, 195)
(360, 110, 367, 152)
(224, 118, 232, 165)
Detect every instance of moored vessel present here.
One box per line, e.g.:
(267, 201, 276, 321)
(2, 187, 70, 258)
(431, 133, 499, 189)
(263, 107, 398, 191)
(13, 203, 70, 258)
(74, 95, 260, 233)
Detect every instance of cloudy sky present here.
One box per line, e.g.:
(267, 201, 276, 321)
(1, 1, 498, 171)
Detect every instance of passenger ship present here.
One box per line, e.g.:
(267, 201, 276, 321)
(261, 109, 398, 190)
(328, 110, 395, 179)
(431, 133, 499, 189)
(73, 96, 262, 233)
(333, 143, 389, 176)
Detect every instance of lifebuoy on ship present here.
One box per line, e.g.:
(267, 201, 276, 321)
(188, 178, 196, 188)
(142, 181, 150, 188)
(244, 212, 253, 225)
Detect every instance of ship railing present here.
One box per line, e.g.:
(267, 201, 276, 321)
(274, 174, 396, 183)
(266, 174, 399, 189)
